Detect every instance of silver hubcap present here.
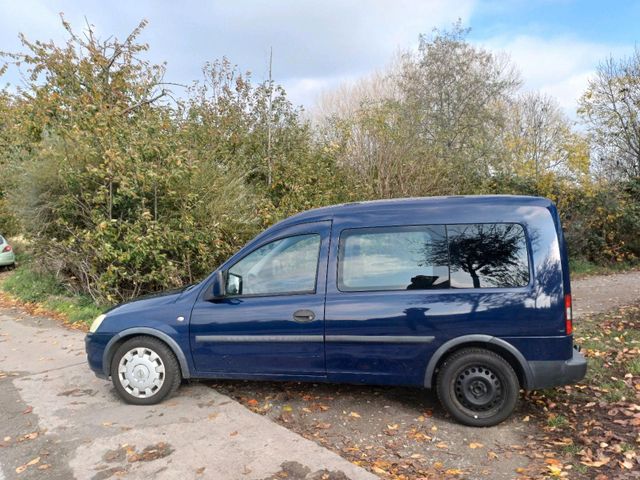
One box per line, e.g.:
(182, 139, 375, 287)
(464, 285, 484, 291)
(118, 347, 165, 398)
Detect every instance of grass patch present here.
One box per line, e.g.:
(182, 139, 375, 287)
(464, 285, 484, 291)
(570, 257, 639, 279)
(0, 259, 104, 327)
(546, 414, 568, 429)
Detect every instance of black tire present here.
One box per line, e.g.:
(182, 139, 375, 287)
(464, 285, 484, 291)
(436, 348, 519, 427)
(110, 336, 181, 405)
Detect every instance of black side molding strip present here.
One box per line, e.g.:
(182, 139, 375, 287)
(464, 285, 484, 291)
(194, 335, 436, 344)
(326, 335, 435, 343)
(195, 335, 323, 343)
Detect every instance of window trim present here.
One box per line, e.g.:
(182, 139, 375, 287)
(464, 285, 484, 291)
(336, 222, 532, 293)
(223, 233, 323, 298)
(337, 224, 450, 293)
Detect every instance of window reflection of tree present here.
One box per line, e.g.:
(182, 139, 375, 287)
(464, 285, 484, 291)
(421, 224, 530, 288)
(405, 226, 449, 289)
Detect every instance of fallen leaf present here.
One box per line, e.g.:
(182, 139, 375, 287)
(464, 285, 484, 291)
(22, 406, 33, 414)
(547, 465, 563, 477)
(348, 411, 361, 418)
(26, 457, 40, 466)
(469, 442, 484, 449)
(581, 456, 611, 468)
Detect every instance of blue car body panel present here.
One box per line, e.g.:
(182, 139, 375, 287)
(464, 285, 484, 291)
(85, 195, 584, 390)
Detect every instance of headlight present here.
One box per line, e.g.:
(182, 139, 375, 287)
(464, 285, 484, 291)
(89, 314, 107, 333)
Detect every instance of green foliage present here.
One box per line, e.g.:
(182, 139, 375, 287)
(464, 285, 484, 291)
(1, 259, 103, 325)
(562, 178, 640, 264)
(2, 261, 65, 302)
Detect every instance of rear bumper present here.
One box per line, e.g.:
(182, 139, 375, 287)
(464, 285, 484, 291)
(0, 251, 15, 266)
(527, 347, 587, 390)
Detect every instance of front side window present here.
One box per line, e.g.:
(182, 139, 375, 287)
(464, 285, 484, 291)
(338, 226, 450, 291)
(447, 223, 530, 288)
(226, 234, 321, 296)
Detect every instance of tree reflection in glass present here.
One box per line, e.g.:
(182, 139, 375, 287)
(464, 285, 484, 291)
(421, 224, 530, 289)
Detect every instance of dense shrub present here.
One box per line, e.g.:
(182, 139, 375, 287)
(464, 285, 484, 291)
(562, 179, 640, 264)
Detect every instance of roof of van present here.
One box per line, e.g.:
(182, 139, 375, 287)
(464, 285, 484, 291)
(276, 195, 554, 227)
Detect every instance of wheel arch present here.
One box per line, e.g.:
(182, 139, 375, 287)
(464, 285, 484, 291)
(102, 327, 191, 379)
(424, 335, 533, 389)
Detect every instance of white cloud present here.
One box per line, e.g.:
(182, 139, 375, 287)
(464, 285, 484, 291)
(0, 0, 477, 105)
(478, 35, 632, 117)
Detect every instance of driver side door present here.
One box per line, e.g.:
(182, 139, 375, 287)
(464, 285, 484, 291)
(190, 221, 331, 377)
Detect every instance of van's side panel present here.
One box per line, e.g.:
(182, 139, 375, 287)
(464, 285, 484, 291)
(324, 200, 571, 386)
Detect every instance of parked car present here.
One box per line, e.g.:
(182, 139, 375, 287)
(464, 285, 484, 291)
(0, 235, 16, 268)
(85, 195, 587, 426)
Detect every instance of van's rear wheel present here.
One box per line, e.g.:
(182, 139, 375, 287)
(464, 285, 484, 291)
(436, 348, 519, 427)
(110, 336, 181, 405)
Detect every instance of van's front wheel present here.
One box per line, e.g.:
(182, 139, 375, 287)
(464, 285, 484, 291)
(436, 348, 519, 427)
(110, 336, 181, 405)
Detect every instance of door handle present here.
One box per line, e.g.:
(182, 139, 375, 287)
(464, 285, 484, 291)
(293, 309, 316, 322)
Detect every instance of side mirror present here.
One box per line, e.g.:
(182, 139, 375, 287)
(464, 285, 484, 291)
(210, 270, 226, 299)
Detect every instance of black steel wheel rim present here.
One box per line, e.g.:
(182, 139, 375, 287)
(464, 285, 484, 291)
(453, 364, 504, 412)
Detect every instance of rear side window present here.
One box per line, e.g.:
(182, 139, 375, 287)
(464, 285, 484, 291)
(338, 226, 450, 291)
(338, 223, 530, 291)
(448, 224, 530, 288)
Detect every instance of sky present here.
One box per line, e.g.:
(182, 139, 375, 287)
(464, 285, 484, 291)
(0, 0, 638, 118)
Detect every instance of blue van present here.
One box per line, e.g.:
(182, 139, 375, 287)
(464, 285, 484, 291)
(85, 195, 586, 426)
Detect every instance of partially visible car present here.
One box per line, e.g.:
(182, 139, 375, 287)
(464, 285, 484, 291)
(0, 235, 16, 268)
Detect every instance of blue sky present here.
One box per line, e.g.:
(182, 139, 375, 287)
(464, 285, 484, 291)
(0, 0, 638, 117)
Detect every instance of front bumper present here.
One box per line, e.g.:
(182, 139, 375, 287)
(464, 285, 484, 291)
(85, 333, 110, 379)
(0, 251, 15, 266)
(527, 347, 587, 390)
